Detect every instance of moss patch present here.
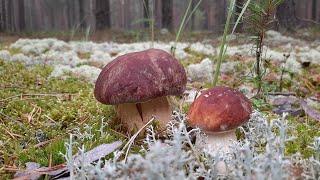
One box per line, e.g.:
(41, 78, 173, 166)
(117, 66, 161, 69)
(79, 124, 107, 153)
(0, 60, 121, 178)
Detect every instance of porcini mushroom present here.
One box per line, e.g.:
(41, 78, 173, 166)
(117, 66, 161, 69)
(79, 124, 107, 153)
(94, 49, 187, 133)
(188, 86, 252, 173)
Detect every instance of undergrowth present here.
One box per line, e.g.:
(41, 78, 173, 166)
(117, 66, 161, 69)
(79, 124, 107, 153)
(62, 111, 320, 179)
(0, 60, 121, 178)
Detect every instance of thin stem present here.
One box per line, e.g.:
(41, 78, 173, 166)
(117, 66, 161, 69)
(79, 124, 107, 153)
(212, 0, 236, 86)
(123, 117, 155, 163)
(185, 0, 203, 26)
(150, 0, 154, 47)
(172, 0, 193, 56)
(255, 34, 263, 94)
(142, 0, 154, 47)
(232, 0, 252, 34)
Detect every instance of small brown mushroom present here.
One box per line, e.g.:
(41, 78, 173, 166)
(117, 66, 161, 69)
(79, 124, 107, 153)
(188, 86, 252, 173)
(94, 49, 187, 134)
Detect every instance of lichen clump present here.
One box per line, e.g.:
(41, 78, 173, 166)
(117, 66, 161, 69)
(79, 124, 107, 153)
(61, 111, 320, 179)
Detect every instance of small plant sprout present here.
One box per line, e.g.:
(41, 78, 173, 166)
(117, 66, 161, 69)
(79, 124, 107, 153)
(98, 117, 106, 137)
(246, 0, 284, 94)
(94, 49, 186, 134)
(188, 86, 252, 174)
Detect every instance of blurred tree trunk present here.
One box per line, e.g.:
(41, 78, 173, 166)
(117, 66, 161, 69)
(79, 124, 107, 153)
(312, 0, 317, 21)
(0, 0, 6, 31)
(276, 0, 299, 31)
(153, 0, 162, 28)
(143, 0, 149, 28)
(95, 0, 110, 29)
(204, 0, 226, 32)
(162, 0, 173, 30)
(190, 0, 196, 30)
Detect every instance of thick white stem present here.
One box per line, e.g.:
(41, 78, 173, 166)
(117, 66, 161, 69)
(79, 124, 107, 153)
(206, 130, 236, 152)
(116, 96, 171, 134)
(206, 130, 236, 176)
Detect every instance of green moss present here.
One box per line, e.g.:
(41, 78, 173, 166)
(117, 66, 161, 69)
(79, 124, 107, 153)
(18, 140, 66, 166)
(181, 47, 216, 67)
(77, 52, 91, 60)
(286, 116, 320, 158)
(0, 60, 121, 178)
(8, 48, 21, 55)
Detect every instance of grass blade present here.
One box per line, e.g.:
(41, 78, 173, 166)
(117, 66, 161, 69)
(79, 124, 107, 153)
(212, 0, 236, 86)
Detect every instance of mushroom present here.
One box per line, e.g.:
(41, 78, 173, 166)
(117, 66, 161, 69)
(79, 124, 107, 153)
(94, 49, 187, 134)
(188, 86, 252, 173)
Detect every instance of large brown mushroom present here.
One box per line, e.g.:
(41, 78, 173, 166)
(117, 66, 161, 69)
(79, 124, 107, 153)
(188, 86, 252, 173)
(94, 49, 187, 133)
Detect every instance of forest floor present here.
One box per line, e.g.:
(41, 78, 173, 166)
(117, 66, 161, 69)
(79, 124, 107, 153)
(0, 28, 319, 179)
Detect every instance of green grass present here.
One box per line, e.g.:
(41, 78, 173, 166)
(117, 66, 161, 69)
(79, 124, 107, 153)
(0, 60, 121, 178)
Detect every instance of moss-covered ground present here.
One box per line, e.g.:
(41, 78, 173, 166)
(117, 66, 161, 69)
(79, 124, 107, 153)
(0, 60, 123, 178)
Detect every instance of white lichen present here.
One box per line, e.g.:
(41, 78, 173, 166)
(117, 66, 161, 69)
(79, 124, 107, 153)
(10, 53, 32, 65)
(190, 42, 215, 55)
(89, 50, 112, 67)
(220, 61, 239, 74)
(50, 64, 101, 84)
(187, 58, 214, 82)
(284, 56, 302, 74)
(58, 110, 313, 180)
(71, 65, 101, 84)
(0, 50, 11, 61)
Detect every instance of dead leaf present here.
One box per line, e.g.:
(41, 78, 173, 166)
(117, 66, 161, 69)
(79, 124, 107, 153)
(269, 96, 299, 106)
(269, 95, 303, 116)
(272, 104, 303, 117)
(73, 141, 122, 166)
(300, 100, 320, 121)
(14, 162, 41, 180)
(14, 141, 122, 179)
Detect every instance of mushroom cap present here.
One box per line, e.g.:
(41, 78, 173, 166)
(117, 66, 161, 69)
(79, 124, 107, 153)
(94, 48, 187, 105)
(188, 86, 252, 133)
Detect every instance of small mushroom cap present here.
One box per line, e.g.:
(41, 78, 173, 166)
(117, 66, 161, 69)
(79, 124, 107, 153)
(94, 49, 187, 105)
(188, 86, 252, 132)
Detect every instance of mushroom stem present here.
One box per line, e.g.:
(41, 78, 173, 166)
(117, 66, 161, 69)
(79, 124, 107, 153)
(206, 130, 236, 152)
(205, 130, 236, 176)
(116, 96, 171, 134)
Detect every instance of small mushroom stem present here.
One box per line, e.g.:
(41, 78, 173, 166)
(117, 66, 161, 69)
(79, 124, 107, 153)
(205, 130, 236, 176)
(116, 96, 171, 134)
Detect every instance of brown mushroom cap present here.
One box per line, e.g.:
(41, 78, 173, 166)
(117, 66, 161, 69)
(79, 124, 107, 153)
(188, 86, 252, 132)
(94, 48, 187, 105)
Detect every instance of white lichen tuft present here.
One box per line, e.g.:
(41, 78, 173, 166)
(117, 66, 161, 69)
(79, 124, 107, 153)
(225, 44, 255, 57)
(10, 53, 32, 65)
(187, 58, 214, 82)
(50, 65, 101, 84)
(266, 30, 301, 45)
(71, 65, 101, 84)
(190, 42, 215, 55)
(89, 50, 112, 67)
(58, 110, 318, 180)
(0, 50, 11, 61)
(41, 50, 83, 67)
(70, 41, 97, 53)
(265, 49, 286, 62)
(220, 61, 239, 74)
(297, 49, 320, 65)
(49, 65, 74, 79)
(284, 56, 302, 74)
